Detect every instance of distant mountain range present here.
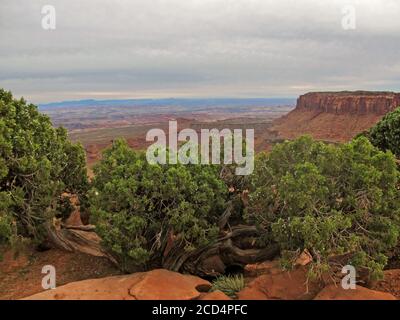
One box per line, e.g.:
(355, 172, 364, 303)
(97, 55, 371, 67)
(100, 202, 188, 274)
(39, 98, 296, 110)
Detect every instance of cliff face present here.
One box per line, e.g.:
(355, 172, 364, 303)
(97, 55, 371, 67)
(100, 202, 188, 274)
(271, 91, 400, 143)
(296, 91, 400, 115)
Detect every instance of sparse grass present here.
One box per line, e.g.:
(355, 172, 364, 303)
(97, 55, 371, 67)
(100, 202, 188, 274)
(211, 274, 245, 298)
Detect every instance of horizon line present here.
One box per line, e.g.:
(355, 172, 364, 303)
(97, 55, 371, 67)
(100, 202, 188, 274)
(38, 96, 297, 106)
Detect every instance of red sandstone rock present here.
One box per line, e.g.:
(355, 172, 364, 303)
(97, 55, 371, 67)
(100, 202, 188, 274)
(272, 91, 400, 143)
(314, 284, 397, 300)
(129, 269, 211, 300)
(238, 266, 322, 300)
(199, 290, 232, 300)
(372, 269, 400, 299)
(22, 269, 211, 300)
(297, 91, 400, 115)
(237, 286, 271, 300)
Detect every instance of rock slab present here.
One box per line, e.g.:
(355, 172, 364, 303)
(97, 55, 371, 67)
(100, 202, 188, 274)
(23, 269, 211, 300)
(314, 284, 397, 300)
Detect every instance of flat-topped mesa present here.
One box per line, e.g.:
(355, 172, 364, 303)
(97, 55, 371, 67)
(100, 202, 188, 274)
(297, 91, 400, 115)
(271, 91, 400, 142)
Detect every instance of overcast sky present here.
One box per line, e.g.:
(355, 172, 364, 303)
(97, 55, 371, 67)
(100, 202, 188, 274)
(0, 0, 399, 103)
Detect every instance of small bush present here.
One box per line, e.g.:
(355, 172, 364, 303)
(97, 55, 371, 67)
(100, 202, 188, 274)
(211, 274, 245, 298)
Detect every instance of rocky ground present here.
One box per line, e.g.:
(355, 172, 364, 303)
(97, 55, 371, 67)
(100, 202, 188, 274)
(1, 247, 400, 300)
(0, 248, 121, 300)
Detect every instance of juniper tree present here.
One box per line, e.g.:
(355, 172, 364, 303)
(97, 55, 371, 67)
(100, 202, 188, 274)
(246, 136, 400, 280)
(0, 89, 88, 246)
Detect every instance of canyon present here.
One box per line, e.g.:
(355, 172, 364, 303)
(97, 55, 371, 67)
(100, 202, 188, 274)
(41, 91, 400, 166)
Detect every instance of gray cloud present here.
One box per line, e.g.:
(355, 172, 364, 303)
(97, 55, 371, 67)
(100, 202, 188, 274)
(0, 0, 399, 103)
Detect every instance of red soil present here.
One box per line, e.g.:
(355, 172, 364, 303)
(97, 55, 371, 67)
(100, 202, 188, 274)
(0, 248, 121, 300)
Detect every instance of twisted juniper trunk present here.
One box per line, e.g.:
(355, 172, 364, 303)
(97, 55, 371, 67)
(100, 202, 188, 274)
(162, 224, 279, 276)
(45, 221, 117, 265)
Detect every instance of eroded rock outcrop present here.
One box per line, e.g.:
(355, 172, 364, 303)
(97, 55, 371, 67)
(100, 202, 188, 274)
(271, 91, 400, 142)
(297, 91, 400, 115)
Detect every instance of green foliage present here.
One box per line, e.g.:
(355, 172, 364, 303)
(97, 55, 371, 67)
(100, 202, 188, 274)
(0, 89, 88, 245)
(211, 274, 245, 298)
(246, 135, 400, 280)
(89, 139, 228, 272)
(367, 107, 400, 157)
